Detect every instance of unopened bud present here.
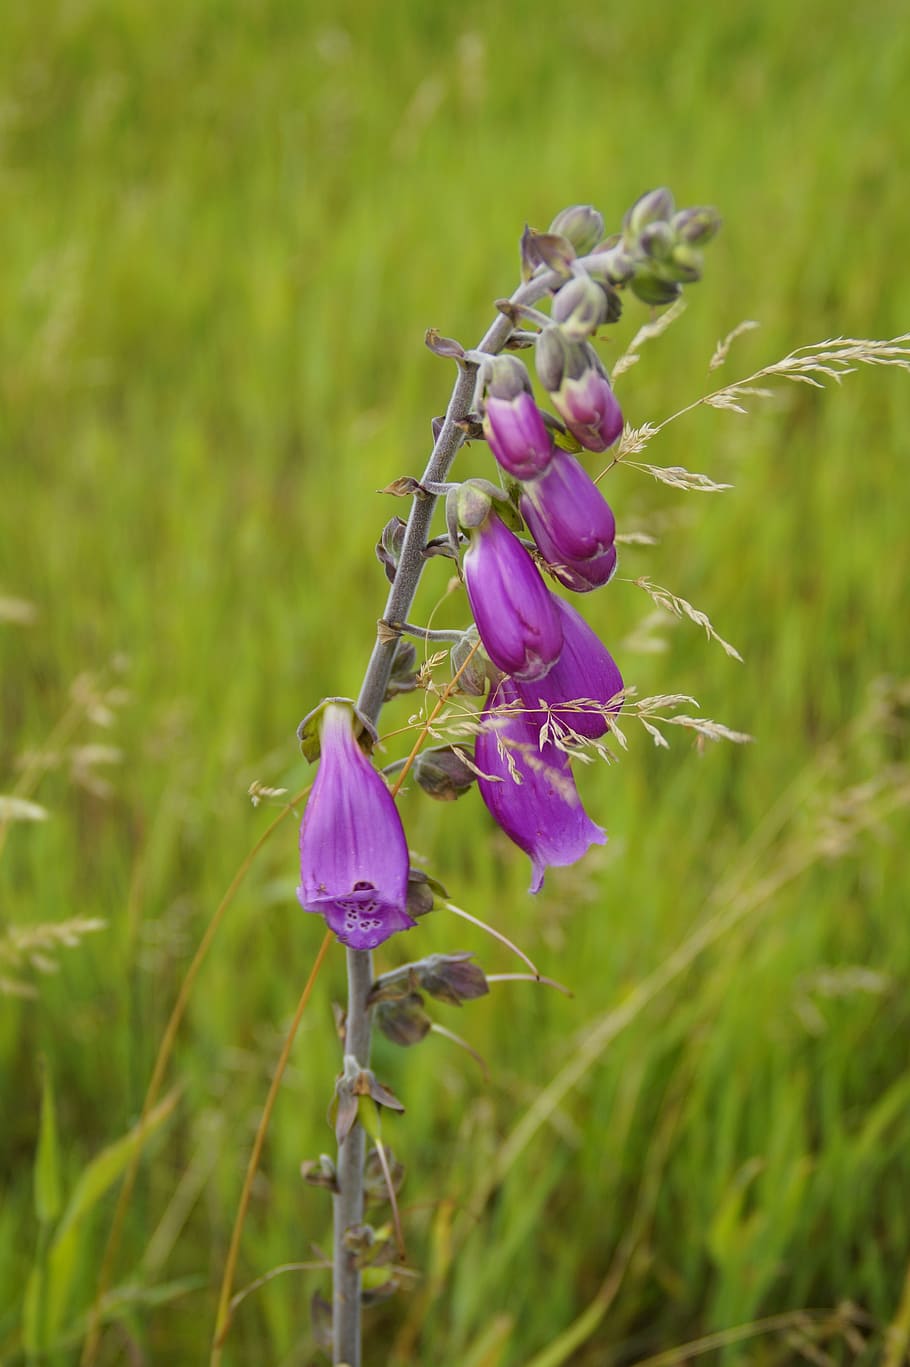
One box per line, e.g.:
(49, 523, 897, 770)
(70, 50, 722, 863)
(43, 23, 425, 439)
(455, 480, 494, 530)
(548, 204, 605, 256)
(412, 745, 476, 801)
(535, 324, 570, 393)
(624, 187, 675, 237)
(486, 354, 531, 402)
(639, 221, 675, 261)
(672, 205, 722, 245)
(551, 276, 609, 339)
(666, 243, 704, 282)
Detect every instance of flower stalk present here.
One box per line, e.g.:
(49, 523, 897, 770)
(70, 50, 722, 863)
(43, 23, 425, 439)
(332, 261, 569, 1367)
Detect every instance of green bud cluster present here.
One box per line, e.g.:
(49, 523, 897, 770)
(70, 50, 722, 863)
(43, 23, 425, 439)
(617, 187, 722, 306)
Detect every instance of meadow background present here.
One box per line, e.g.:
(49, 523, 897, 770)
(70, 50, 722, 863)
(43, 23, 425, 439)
(2, 1, 910, 1363)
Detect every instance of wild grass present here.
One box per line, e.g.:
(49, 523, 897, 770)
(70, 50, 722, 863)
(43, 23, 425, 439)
(1, 1, 909, 1364)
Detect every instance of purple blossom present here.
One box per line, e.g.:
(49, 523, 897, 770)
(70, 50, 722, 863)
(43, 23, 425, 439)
(463, 509, 563, 681)
(516, 597, 623, 741)
(536, 328, 623, 453)
(482, 356, 554, 480)
(519, 448, 618, 593)
(297, 702, 415, 950)
(554, 362, 623, 452)
(475, 677, 606, 893)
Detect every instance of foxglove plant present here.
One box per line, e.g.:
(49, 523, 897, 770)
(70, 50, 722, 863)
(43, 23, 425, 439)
(292, 188, 725, 1365)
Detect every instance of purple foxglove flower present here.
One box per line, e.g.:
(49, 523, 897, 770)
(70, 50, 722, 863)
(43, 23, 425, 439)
(519, 448, 617, 593)
(476, 677, 606, 893)
(536, 327, 623, 452)
(482, 355, 554, 480)
(297, 702, 415, 951)
(463, 508, 563, 682)
(516, 597, 623, 741)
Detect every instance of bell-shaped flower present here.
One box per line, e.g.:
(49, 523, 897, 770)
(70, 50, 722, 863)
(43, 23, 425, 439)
(535, 327, 623, 452)
(482, 356, 554, 480)
(475, 677, 606, 893)
(516, 597, 623, 741)
(462, 500, 563, 682)
(519, 448, 618, 593)
(297, 702, 415, 951)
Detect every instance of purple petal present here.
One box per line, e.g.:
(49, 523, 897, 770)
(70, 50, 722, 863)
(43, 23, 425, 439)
(464, 513, 563, 681)
(519, 450, 618, 593)
(484, 392, 555, 480)
(516, 597, 623, 740)
(297, 704, 414, 949)
(476, 678, 606, 892)
(555, 369, 623, 452)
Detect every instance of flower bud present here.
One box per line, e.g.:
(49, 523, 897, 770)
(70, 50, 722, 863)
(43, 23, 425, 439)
(548, 204, 605, 256)
(672, 205, 722, 245)
(535, 329, 623, 453)
(482, 356, 554, 479)
(623, 187, 675, 238)
(550, 276, 609, 340)
(639, 221, 675, 261)
(666, 243, 704, 283)
(412, 745, 476, 801)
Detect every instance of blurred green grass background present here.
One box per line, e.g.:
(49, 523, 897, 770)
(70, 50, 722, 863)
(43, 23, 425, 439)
(2, 1, 909, 1363)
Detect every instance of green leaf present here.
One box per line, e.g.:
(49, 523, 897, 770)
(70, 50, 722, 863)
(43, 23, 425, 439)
(35, 1060, 62, 1226)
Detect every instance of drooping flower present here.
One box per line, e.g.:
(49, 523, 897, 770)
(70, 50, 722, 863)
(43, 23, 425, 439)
(482, 356, 554, 480)
(519, 448, 618, 593)
(535, 326, 623, 452)
(516, 597, 623, 741)
(462, 498, 563, 682)
(297, 701, 415, 950)
(475, 677, 606, 893)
